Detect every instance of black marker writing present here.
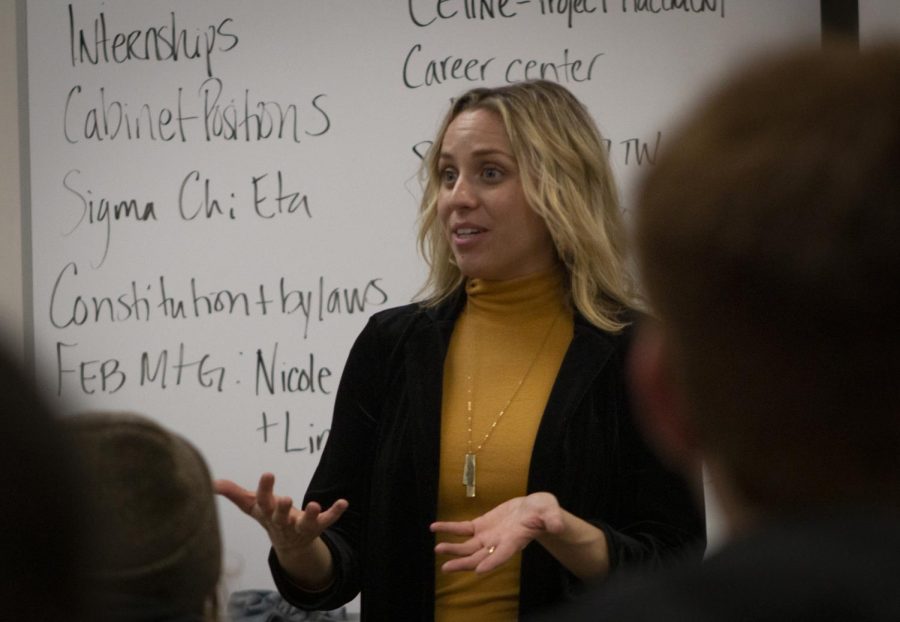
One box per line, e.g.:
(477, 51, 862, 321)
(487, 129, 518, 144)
(138, 343, 225, 392)
(619, 131, 661, 165)
(179, 170, 236, 221)
(62, 169, 158, 269)
(201, 78, 331, 143)
(504, 49, 604, 83)
(255, 344, 333, 396)
(56, 341, 126, 396)
(251, 171, 312, 219)
(408, 0, 520, 26)
(62, 82, 330, 144)
(63, 85, 195, 144)
(257, 411, 330, 455)
(48, 265, 390, 338)
(539, 0, 605, 28)
(49, 262, 152, 329)
(403, 43, 494, 89)
(68, 4, 239, 78)
(621, 0, 724, 17)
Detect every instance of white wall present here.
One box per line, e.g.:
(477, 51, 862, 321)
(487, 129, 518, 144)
(0, 0, 24, 361)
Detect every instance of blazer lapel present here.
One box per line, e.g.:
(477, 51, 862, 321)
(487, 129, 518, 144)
(528, 317, 616, 492)
(404, 292, 465, 519)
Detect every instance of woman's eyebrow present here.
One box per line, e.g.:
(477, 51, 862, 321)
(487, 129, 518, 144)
(440, 147, 513, 160)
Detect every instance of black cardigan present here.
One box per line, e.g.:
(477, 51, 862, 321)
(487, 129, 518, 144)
(270, 292, 705, 620)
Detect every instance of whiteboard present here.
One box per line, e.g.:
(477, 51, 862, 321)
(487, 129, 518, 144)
(25, 0, 820, 601)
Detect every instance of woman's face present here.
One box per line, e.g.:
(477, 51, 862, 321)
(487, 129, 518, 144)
(436, 108, 556, 281)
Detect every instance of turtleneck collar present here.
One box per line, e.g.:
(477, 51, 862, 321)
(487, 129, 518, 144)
(465, 266, 567, 319)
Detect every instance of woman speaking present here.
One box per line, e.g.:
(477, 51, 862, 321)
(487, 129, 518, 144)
(216, 80, 704, 621)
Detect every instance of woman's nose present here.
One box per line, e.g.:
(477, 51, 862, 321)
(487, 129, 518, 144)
(448, 175, 477, 210)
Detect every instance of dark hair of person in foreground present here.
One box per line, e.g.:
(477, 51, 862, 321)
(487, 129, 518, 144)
(0, 349, 96, 621)
(535, 42, 900, 621)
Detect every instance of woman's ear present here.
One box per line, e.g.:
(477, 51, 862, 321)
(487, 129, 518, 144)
(627, 320, 700, 476)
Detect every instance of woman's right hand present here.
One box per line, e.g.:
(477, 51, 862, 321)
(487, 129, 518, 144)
(215, 472, 348, 588)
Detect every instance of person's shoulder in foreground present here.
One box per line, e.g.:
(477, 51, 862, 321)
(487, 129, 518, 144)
(540, 510, 900, 621)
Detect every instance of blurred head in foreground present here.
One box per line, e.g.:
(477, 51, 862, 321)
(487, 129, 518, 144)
(0, 349, 94, 620)
(630, 43, 900, 531)
(67, 411, 222, 621)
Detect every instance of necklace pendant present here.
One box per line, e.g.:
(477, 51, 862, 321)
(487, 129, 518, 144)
(463, 452, 476, 498)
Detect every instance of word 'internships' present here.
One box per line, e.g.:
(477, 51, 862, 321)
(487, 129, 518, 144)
(68, 4, 239, 78)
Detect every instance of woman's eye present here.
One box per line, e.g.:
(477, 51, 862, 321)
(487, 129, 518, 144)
(440, 168, 458, 185)
(483, 167, 503, 181)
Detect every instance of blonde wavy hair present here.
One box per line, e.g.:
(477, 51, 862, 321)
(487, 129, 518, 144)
(416, 80, 637, 332)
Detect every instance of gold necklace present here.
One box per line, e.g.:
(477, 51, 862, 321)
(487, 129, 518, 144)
(462, 306, 562, 498)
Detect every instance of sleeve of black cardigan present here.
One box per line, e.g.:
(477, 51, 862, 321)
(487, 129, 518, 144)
(594, 412, 706, 572)
(269, 315, 385, 610)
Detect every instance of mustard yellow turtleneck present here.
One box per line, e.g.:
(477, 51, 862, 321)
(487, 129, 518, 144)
(434, 268, 574, 622)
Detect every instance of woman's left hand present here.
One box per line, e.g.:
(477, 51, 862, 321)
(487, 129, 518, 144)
(430, 492, 565, 574)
